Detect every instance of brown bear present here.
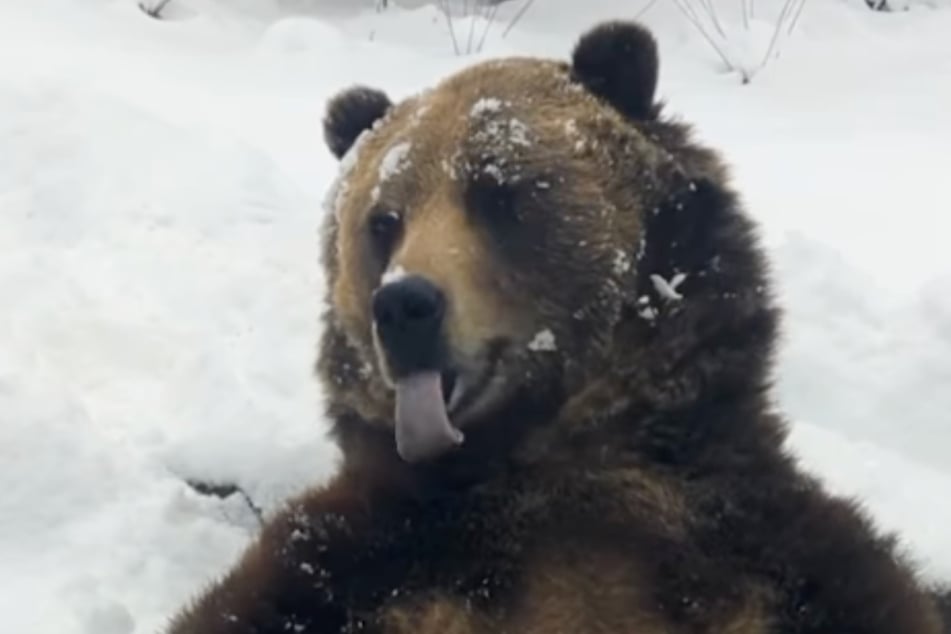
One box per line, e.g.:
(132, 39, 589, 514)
(166, 21, 949, 634)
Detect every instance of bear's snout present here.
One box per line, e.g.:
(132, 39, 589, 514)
(372, 275, 447, 376)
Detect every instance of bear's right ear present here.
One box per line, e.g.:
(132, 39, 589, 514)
(323, 86, 392, 160)
(570, 21, 659, 120)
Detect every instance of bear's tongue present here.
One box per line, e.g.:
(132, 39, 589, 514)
(394, 372, 464, 463)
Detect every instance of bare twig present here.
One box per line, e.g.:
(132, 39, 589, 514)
(787, 0, 808, 35)
(502, 0, 537, 38)
(439, 0, 461, 55)
(635, 0, 661, 19)
(476, 2, 501, 53)
(437, 0, 511, 56)
(671, 0, 808, 83)
(138, 0, 173, 19)
(678, 0, 705, 29)
(700, 0, 728, 39)
(759, 0, 799, 69)
(466, 0, 478, 54)
(671, 0, 742, 79)
(186, 479, 264, 527)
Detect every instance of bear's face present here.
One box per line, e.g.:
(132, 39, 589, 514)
(321, 25, 668, 464)
(326, 60, 662, 462)
(319, 23, 773, 466)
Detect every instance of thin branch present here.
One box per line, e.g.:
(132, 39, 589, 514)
(741, 0, 750, 30)
(700, 0, 728, 39)
(186, 479, 264, 527)
(787, 0, 808, 35)
(138, 0, 173, 19)
(466, 0, 479, 54)
(502, 0, 536, 38)
(481, 0, 493, 22)
(439, 0, 461, 55)
(759, 0, 796, 69)
(476, 1, 501, 53)
(635, 0, 661, 19)
(671, 0, 738, 75)
(678, 0, 705, 29)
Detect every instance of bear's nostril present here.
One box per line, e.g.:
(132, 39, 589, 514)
(373, 277, 444, 326)
(405, 295, 439, 321)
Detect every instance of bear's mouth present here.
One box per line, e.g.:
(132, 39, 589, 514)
(394, 370, 464, 464)
(393, 356, 502, 464)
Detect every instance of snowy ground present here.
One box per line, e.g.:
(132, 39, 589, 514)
(1, 1, 950, 632)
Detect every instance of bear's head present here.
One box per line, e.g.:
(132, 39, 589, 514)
(318, 22, 779, 470)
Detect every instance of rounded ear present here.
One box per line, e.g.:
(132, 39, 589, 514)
(323, 86, 392, 160)
(570, 21, 659, 120)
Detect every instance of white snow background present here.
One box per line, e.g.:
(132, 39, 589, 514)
(1, 0, 950, 632)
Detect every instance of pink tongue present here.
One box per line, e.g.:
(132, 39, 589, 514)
(394, 372, 464, 463)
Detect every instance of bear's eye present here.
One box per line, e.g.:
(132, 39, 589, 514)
(368, 210, 403, 258)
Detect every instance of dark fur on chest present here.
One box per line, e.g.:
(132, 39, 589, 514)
(169, 398, 946, 634)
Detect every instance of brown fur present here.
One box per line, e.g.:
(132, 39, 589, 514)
(166, 22, 947, 634)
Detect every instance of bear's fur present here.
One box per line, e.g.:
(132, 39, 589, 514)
(166, 21, 948, 634)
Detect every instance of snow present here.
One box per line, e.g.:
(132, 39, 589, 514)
(613, 248, 632, 275)
(527, 329, 558, 352)
(650, 272, 688, 301)
(377, 140, 413, 183)
(381, 264, 409, 286)
(636, 294, 659, 322)
(0, 0, 950, 632)
(477, 116, 532, 150)
(505, 117, 532, 147)
(470, 96, 504, 116)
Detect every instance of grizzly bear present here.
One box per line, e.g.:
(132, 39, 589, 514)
(166, 21, 949, 634)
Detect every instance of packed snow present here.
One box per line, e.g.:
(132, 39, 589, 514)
(1, 0, 950, 632)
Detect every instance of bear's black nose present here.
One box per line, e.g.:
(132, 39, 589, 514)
(372, 275, 446, 374)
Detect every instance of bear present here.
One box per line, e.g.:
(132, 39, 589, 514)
(166, 21, 949, 634)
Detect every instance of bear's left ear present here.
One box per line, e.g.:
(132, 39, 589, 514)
(323, 86, 393, 160)
(571, 21, 659, 120)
